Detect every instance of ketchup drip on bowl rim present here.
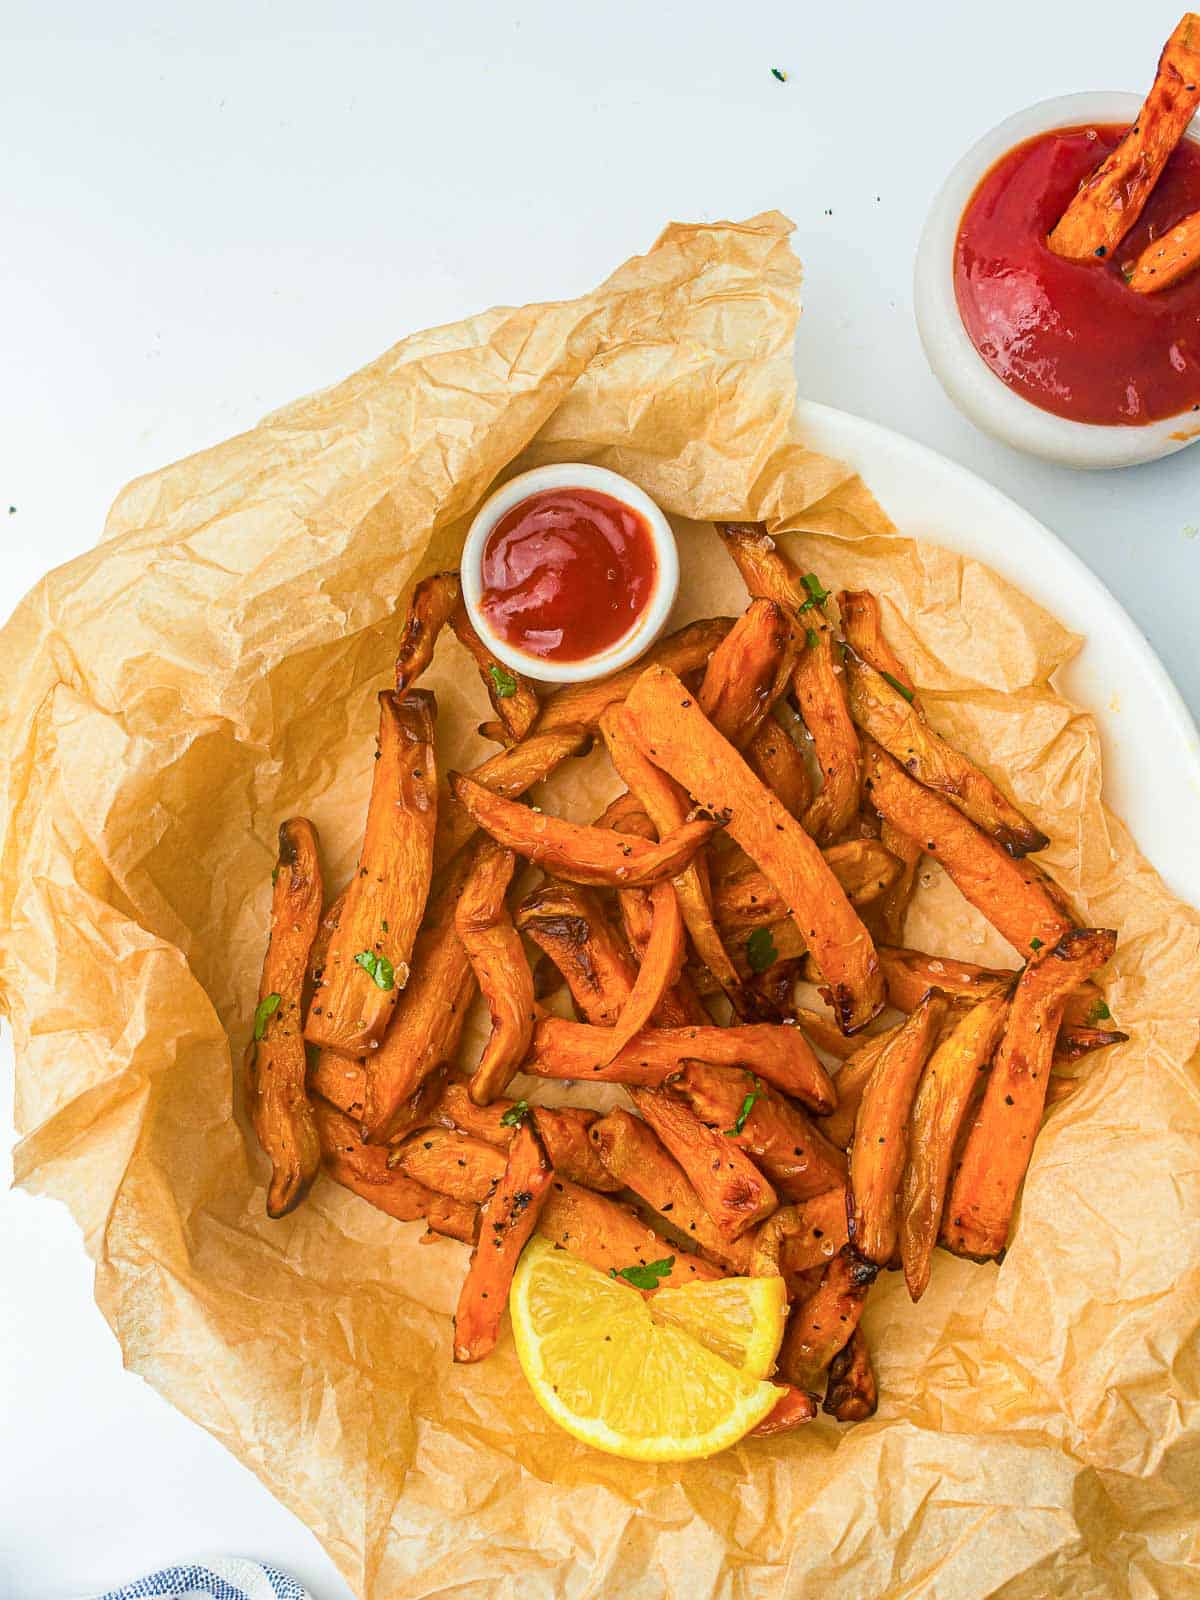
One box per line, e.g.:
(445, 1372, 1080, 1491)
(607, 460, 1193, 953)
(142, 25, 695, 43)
(954, 123, 1200, 425)
(480, 487, 658, 664)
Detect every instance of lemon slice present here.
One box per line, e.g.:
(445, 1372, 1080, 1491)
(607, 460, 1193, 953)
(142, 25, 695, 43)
(510, 1240, 782, 1461)
(651, 1274, 788, 1378)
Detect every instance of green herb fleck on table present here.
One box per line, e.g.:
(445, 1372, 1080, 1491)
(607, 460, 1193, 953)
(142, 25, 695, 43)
(745, 926, 778, 974)
(489, 664, 518, 699)
(610, 1256, 674, 1290)
(253, 992, 282, 1041)
(355, 950, 396, 990)
(881, 670, 915, 704)
(770, 67, 787, 82)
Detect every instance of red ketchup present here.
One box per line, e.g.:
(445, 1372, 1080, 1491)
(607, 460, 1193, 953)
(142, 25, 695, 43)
(955, 124, 1200, 424)
(480, 487, 658, 662)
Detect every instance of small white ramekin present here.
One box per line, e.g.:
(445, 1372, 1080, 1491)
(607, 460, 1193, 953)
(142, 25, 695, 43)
(915, 92, 1200, 470)
(461, 463, 680, 685)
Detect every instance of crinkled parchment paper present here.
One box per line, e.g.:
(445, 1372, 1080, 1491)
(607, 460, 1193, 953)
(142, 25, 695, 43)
(2, 213, 1198, 1599)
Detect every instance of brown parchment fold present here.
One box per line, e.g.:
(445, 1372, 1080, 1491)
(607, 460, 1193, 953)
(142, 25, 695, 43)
(2, 212, 1198, 1599)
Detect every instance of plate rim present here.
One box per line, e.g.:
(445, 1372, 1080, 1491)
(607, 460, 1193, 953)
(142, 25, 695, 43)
(793, 398, 1200, 906)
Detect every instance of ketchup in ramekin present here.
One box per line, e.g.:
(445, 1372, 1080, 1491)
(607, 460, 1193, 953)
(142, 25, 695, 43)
(461, 465, 679, 684)
(480, 487, 657, 663)
(955, 123, 1200, 425)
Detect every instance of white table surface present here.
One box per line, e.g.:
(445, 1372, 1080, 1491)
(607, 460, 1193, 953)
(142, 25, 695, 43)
(2, 4, 1197, 1597)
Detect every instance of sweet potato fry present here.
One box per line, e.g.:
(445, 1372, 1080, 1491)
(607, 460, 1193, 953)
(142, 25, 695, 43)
(247, 818, 324, 1218)
(1129, 204, 1200, 292)
(449, 598, 540, 743)
(386, 1112, 722, 1283)
(360, 851, 477, 1143)
(943, 928, 1117, 1260)
(716, 524, 861, 840)
(453, 1121, 553, 1362)
(668, 1061, 847, 1203)
(878, 945, 1015, 1012)
(524, 1015, 835, 1109)
(601, 704, 741, 995)
(394, 572, 460, 692)
(838, 590, 920, 706)
(588, 1108, 753, 1271)
(744, 717, 814, 817)
(533, 617, 735, 735)
(305, 887, 346, 1017)
(392, 1127, 506, 1202)
(823, 1327, 877, 1422)
(539, 1177, 723, 1286)
(792, 1006, 857, 1061)
(314, 1102, 476, 1241)
(516, 882, 637, 1025)
(846, 657, 1048, 857)
(1049, 15, 1200, 261)
(454, 841, 535, 1104)
(867, 822, 922, 946)
(697, 598, 798, 749)
(1055, 1023, 1129, 1064)
(821, 1024, 904, 1149)
(305, 692, 437, 1054)
(793, 607, 861, 845)
(848, 992, 948, 1265)
(778, 1189, 851, 1277)
(777, 1247, 878, 1392)
(750, 1188, 850, 1284)
(712, 839, 901, 932)
(423, 1084, 622, 1193)
(898, 994, 1010, 1302)
(629, 1087, 778, 1239)
(751, 1384, 819, 1436)
(862, 740, 1074, 957)
(309, 1047, 368, 1119)
(623, 665, 884, 1033)
(530, 1107, 624, 1193)
(433, 724, 593, 869)
(449, 771, 719, 888)
(599, 880, 686, 1063)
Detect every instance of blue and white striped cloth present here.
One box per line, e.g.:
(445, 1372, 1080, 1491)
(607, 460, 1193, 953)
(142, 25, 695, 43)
(93, 1558, 314, 1600)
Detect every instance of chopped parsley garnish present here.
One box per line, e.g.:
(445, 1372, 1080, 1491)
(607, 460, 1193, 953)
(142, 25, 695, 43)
(610, 1256, 675, 1290)
(881, 670, 915, 704)
(724, 1081, 762, 1137)
(1030, 937, 1044, 952)
(253, 992, 281, 1040)
(801, 572, 829, 603)
(271, 865, 279, 886)
(489, 664, 518, 699)
(805, 627, 819, 649)
(381, 919, 389, 932)
(499, 1099, 529, 1127)
(354, 950, 396, 990)
(770, 67, 787, 82)
(1087, 999, 1112, 1024)
(745, 926, 778, 974)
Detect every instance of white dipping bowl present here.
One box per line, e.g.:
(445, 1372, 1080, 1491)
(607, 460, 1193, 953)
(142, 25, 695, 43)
(915, 92, 1200, 470)
(461, 463, 680, 685)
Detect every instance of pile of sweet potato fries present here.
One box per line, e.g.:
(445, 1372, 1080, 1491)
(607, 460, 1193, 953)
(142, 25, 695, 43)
(246, 524, 1124, 1431)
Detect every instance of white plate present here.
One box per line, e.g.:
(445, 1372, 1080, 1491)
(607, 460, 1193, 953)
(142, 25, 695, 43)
(796, 400, 1200, 907)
